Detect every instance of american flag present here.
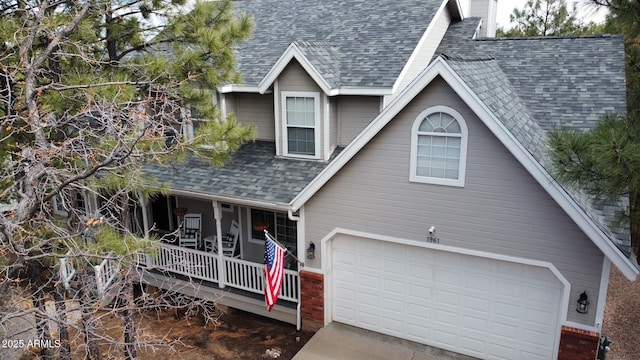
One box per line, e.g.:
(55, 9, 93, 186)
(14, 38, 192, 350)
(264, 232, 286, 312)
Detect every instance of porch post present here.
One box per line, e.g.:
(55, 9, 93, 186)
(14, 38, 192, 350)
(213, 200, 225, 288)
(138, 192, 149, 239)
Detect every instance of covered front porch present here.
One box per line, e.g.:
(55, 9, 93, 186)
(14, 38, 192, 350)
(137, 193, 302, 326)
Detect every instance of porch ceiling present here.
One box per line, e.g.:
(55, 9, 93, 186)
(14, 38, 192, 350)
(142, 140, 342, 204)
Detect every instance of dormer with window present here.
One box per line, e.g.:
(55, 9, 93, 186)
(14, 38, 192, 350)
(273, 60, 330, 160)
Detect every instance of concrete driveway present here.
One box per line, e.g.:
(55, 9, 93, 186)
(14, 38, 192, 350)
(293, 322, 477, 360)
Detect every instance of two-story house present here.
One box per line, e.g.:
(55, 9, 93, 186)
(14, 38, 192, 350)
(137, 0, 639, 359)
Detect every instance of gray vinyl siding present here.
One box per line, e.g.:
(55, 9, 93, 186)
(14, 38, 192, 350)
(392, 8, 451, 98)
(222, 93, 237, 123)
(231, 93, 275, 140)
(337, 96, 382, 145)
(278, 60, 326, 159)
(304, 76, 604, 326)
(329, 96, 339, 153)
(468, 0, 497, 37)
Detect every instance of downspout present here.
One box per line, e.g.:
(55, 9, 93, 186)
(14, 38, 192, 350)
(287, 209, 300, 221)
(288, 209, 302, 330)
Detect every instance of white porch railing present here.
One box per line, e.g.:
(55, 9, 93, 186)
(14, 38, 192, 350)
(223, 256, 299, 302)
(59, 252, 119, 298)
(59, 251, 76, 290)
(141, 243, 299, 302)
(147, 243, 219, 282)
(94, 253, 118, 297)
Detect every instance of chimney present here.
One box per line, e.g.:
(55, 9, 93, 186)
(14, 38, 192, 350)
(468, 0, 498, 37)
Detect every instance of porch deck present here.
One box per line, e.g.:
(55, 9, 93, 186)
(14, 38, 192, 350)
(138, 243, 300, 327)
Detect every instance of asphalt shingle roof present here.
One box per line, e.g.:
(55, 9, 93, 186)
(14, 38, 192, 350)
(143, 141, 342, 205)
(436, 19, 627, 131)
(232, 0, 444, 88)
(436, 20, 631, 255)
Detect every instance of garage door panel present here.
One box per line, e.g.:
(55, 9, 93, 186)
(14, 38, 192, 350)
(358, 291, 379, 307)
(436, 268, 462, 287)
(461, 335, 486, 357)
(383, 278, 405, 293)
(359, 254, 380, 269)
(435, 288, 459, 305)
(433, 328, 458, 347)
(357, 311, 379, 328)
(463, 294, 491, 313)
(382, 296, 404, 312)
(462, 314, 489, 332)
(358, 273, 380, 290)
(488, 342, 519, 360)
(331, 236, 563, 360)
(333, 305, 356, 322)
(409, 283, 432, 300)
(384, 258, 406, 275)
(382, 317, 404, 335)
(433, 308, 459, 327)
(466, 273, 493, 291)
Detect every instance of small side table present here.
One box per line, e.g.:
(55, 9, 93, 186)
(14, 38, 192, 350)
(204, 235, 217, 253)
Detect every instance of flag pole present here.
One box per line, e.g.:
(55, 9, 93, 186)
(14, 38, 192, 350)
(264, 230, 303, 266)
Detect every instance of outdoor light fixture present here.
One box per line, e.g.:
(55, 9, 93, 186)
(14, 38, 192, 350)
(576, 291, 590, 314)
(427, 226, 439, 244)
(306, 242, 316, 259)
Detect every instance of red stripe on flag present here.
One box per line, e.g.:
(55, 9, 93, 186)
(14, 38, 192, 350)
(264, 234, 286, 311)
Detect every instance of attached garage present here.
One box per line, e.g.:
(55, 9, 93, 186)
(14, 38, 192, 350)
(331, 235, 567, 360)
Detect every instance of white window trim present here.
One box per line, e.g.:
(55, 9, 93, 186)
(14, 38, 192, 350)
(409, 105, 468, 187)
(183, 89, 219, 145)
(281, 91, 321, 159)
(53, 195, 68, 216)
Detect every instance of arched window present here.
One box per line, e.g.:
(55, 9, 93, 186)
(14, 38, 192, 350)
(410, 106, 468, 186)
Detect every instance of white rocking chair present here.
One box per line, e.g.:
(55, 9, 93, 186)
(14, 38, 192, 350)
(178, 213, 201, 249)
(205, 219, 240, 258)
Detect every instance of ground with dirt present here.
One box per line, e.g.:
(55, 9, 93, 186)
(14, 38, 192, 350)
(602, 266, 640, 360)
(19, 303, 314, 360)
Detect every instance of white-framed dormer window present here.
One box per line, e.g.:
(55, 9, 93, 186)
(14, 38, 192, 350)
(281, 91, 320, 158)
(410, 106, 468, 187)
(182, 89, 219, 143)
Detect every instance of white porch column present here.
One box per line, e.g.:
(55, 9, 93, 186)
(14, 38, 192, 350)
(213, 200, 225, 288)
(138, 192, 150, 239)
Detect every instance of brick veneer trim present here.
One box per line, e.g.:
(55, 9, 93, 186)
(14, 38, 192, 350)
(300, 270, 324, 325)
(558, 325, 599, 360)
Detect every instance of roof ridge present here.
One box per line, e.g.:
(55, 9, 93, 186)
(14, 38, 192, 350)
(476, 34, 621, 42)
(440, 54, 495, 62)
(294, 40, 339, 48)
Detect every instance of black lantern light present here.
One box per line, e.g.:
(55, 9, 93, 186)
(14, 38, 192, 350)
(306, 242, 316, 259)
(576, 291, 589, 314)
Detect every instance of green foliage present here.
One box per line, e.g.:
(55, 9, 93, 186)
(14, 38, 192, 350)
(86, 226, 157, 259)
(548, 113, 640, 255)
(549, 113, 640, 197)
(593, 1, 640, 112)
(190, 114, 256, 167)
(497, 0, 603, 37)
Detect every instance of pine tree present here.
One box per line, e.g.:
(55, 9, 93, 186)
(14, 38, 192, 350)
(0, 0, 254, 358)
(496, 0, 603, 37)
(548, 114, 640, 258)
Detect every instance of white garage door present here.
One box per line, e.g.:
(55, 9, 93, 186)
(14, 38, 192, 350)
(332, 235, 564, 360)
